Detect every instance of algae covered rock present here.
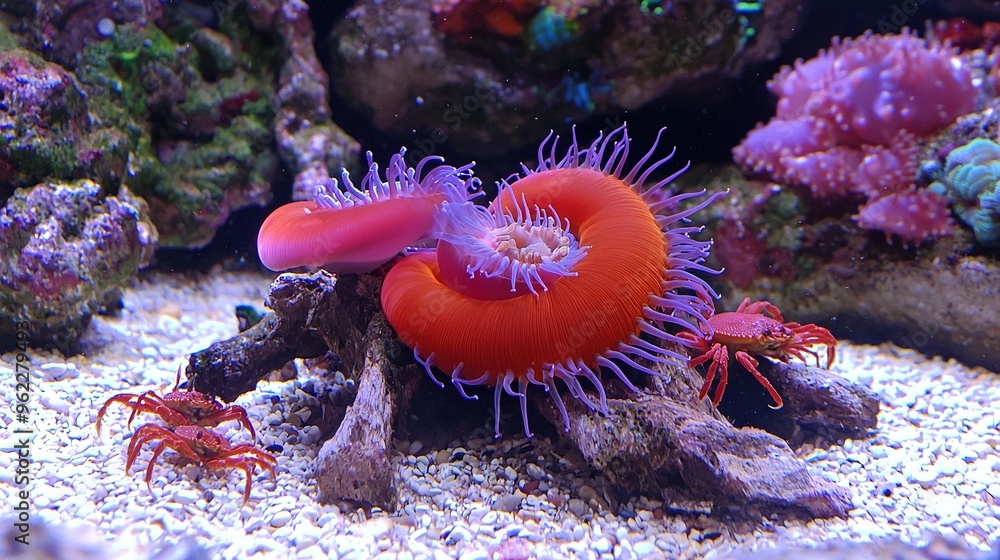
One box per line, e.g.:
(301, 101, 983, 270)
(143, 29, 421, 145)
(71, 16, 279, 248)
(0, 180, 156, 353)
(0, 1, 362, 351)
(0, 49, 129, 195)
(0, 10, 279, 249)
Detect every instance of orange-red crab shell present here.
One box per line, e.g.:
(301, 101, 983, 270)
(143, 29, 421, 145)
(680, 298, 837, 409)
(126, 424, 277, 503)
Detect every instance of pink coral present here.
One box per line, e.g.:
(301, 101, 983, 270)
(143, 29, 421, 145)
(769, 32, 977, 146)
(856, 188, 954, 245)
(733, 31, 978, 243)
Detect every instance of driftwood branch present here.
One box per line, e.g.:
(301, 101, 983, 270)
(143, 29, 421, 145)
(533, 359, 859, 518)
(187, 309, 326, 401)
(187, 270, 422, 509)
(186, 270, 877, 516)
(312, 312, 422, 508)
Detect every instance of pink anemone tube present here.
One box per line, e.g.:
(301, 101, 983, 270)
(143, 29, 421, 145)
(257, 150, 480, 272)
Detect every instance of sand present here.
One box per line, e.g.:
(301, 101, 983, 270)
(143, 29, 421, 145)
(1, 268, 998, 559)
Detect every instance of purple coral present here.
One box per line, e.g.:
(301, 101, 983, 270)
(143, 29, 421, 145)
(856, 188, 954, 245)
(768, 31, 977, 146)
(733, 30, 978, 243)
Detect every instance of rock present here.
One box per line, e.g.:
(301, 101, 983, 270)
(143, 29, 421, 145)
(329, 0, 802, 156)
(0, 180, 156, 354)
(719, 360, 880, 446)
(4, 2, 301, 249)
(534, 364, 854, 519)
(0, 49, 129, 193)
(264, 0, 360, 202)
(721, 238, 1000, 372)
(269, 510, 292, 527)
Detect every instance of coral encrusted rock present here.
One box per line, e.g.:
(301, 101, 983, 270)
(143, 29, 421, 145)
(0, 180, 157, 353)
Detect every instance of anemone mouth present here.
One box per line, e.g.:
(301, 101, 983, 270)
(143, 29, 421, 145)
(434, 193, 590, 299)
(492, 209, 573, 267)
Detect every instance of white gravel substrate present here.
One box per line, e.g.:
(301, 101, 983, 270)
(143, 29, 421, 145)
(1, 268, 999, 559)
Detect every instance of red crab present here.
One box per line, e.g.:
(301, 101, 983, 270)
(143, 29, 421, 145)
(126, 424, 277, 502)
(96, 368, 256, 440)
(678, 298, 837, 409)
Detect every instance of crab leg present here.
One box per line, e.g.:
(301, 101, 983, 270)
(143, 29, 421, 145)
(692, 343, 730, 405)
(128, 392, 189, 428)
(199, 408, 258, 441)
(734, 351, 783, 409)
(204, 454, 277, 502)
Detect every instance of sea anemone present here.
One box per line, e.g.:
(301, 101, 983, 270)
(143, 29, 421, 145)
(256, 150, 479, 272)
(381, 126, 723, 436)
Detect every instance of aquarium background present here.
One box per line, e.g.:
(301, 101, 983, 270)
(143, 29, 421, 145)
(1, 0, 999, 559)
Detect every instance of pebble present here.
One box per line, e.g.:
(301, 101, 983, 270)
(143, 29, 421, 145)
(96, 17, 115, 36)
(568, 499, 589, 516)
(435, 449, 451, 464)
(444, 525, 472, 544)
(633, 540, 656, 557)
(503, 466, 518, 481)
(38, 392, 72, 413)
(526, 462, 546, 480)
(301, 425, 322, 446)
(172, 489, 199, 505)
(908, 469, 938, 486)
(495, 493, 523, 512)
(39, 362, 78, 381)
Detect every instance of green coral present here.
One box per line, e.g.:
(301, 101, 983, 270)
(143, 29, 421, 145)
(928, 138, 1000, 246)
(526, 7, 580, 52)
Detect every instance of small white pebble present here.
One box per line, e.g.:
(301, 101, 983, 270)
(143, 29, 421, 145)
(444, 525, 472, 544)
(270, 510, 292, 527)
(172, 489, 199, 505)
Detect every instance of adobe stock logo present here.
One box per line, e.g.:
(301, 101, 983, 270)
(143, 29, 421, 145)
(876, 0, 932, 33)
